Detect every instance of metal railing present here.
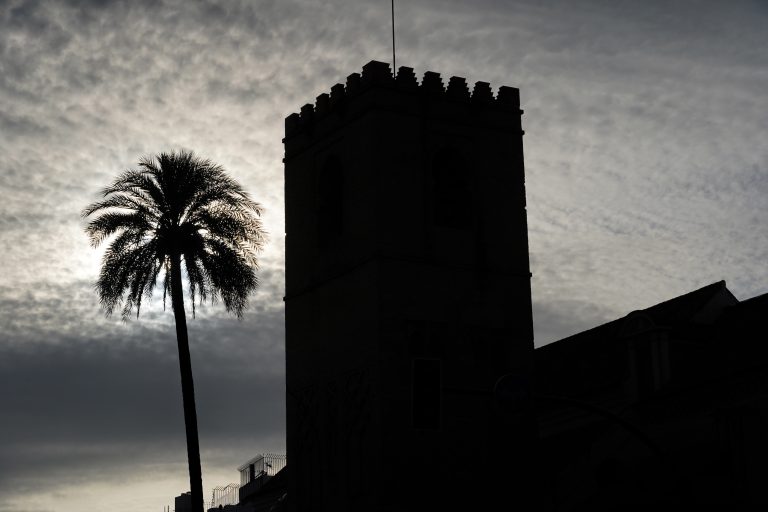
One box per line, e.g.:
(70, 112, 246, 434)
(210, 483, 240, 508)
(238, 453, 287, 484)
(238, 453, 287, 503)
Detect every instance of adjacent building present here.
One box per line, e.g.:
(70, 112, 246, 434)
(536, 281, 768, 506)
(204, 454, 287, 512)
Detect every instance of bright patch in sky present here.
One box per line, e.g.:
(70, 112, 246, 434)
(0, 0, 766, 510)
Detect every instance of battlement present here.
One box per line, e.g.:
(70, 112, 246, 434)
(285, 60, 522, 139)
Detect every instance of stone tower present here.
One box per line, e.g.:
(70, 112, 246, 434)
(283, 61, 535, 511)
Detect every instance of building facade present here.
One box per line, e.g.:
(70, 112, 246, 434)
(535, 281, 768, 507)
(284, 60, 536, 511)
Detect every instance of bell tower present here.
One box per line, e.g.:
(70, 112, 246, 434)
(284, 61, 535, 511)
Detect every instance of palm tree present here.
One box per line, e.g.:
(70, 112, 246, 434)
(83, 150, 266, 512)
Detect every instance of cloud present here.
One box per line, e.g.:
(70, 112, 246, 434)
(532, 297, 620, 347)
(1, 0, 767, 509)
(0, 288, 286, 504)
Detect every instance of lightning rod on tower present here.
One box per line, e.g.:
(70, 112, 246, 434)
(391, 0, 396, 76)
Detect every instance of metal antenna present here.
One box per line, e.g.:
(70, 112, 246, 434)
(391, 0, 396, 77)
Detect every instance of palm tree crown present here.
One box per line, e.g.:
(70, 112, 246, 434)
(83, 150, 266, 319)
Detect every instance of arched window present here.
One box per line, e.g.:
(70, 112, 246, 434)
(317, 156, 344, 246)
(431, 148, 472, 230)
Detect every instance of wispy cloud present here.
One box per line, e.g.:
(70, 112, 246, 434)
(1, 0, 766, 509)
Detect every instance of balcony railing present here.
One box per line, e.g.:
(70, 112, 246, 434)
(238, 453, 287, 502)
(210, 483, 240, 508)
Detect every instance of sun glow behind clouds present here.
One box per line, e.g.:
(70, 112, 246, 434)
(1, 0, 767, 510)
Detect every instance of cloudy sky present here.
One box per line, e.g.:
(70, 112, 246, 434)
(1, 0, 766, 509)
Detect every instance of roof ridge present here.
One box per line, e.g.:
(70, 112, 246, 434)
(641, 280, 726, 315)
(537, 281, 729, 352)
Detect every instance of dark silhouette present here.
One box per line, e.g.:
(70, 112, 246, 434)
(284, 60, 534, 511)
(534, 280, 768, 507)
(275, 60, 768, 510)
(83, 151, 266, 512)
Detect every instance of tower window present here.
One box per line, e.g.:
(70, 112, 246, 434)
(412, 358, 441, 430)
(432, 149, 472, 230)
(317, 156, 344, 246)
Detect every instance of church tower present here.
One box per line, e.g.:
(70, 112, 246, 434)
(284, 61, 535, 511)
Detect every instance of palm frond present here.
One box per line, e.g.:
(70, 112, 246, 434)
(197, 236, 258, 318)
(81, 192, 159, 219)
(103, 168, 167, 211)
(97, 238, 155, 316)
(85, 211, 153, 247)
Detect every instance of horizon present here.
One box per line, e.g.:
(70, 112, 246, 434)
(1, 0, 766, 510)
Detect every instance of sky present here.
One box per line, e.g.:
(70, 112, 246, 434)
(0, 0, 766, 509)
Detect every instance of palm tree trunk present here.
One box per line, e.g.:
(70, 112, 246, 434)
(170, 252, 204, 512)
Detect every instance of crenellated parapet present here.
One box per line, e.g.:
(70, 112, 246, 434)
(284, 60, 523, 145)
